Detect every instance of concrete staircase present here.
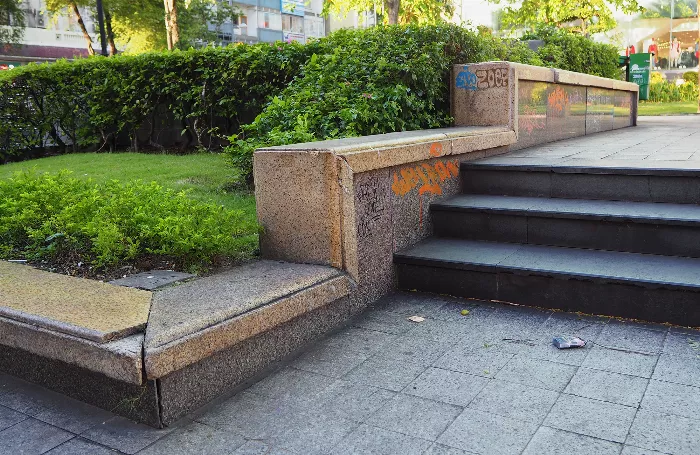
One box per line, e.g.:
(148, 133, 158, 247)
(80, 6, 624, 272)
(394, 161, 700, 326)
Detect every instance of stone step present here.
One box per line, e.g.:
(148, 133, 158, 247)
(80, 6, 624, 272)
(461, 161, 700, 204)
(431, 194, 700, 258)
(394, 238, 700, 326)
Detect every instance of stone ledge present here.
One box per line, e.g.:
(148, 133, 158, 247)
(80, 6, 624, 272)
(0, 316, 144, 384)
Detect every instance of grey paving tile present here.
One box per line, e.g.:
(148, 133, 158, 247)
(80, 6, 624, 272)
(0, 382, 65, 416)
(0, 418, 73, 455)
(404, 319, 471, 343)
(652, 354, 700, 387)
(80, 416, 174, 455)
(621, 445, 671, 455)
(582, 346, 658, 378)
(232, 440, 294, 455)
(0, 373, 24, 397)
(522, 426, 622, 455)
(438, 408, 539, 455)
(422, 300, 496, 324)
(373, 335, 454, 367)
(248, 367, 336, 404)
(365, 394, 462, 441)
(564, 368, 649, 407)
(404, 367, 489, 407)
(45, 438, 118, 454)
(641, 380, 700, 420)
(260, 409, 358, 455)
(627, 410, 700, 455)
(331, 424, 432, 455)
(544, 394, 637, 443)
(524, 339, 594, 366)
(352, 311, 415, 335)
(138, 421, 246, 455)
(0, 404, 27, 431)
(662, 332, 700, 358)
(33, 395, 112, 434)
(322, 327, 398, 355)
(310, 379, 396, 422)
(343, 356, 426, 392)
(292, 343, 371, 378)
(433, 347, 514, 378)
(369, 292, 437, 315)
(467, 379, 560, 424)
(495, 356, 577, 392)
(423, 443, 476, 455)
(595, 322, 667, 354)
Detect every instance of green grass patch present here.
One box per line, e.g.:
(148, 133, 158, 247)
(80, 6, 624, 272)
(0, 153, 258, 275)
(639, 101, 699, 116)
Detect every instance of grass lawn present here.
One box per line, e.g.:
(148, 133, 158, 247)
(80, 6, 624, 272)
(639, 101, 699, 116)
(0, 152, 255, 215)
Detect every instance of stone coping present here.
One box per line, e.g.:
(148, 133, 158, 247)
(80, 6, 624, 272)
(500, 61, 639, 92)
(144, 260, 352, 379)
(0, 261, 151, 343)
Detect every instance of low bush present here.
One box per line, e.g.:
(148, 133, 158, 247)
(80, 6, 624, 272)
(683, 71, 698, 85)
(649, 80, 699, 102)
(0, 171, 259, 271)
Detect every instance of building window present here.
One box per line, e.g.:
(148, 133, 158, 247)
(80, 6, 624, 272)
(257, 10, 281, 30)
(282, 14, 303, 33)
(233, 15, 248, 34)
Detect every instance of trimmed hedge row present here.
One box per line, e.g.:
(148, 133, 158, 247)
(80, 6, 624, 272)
(1, 25, 622, 176)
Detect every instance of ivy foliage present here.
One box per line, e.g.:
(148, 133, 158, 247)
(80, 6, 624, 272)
(0, 171, 259, 270)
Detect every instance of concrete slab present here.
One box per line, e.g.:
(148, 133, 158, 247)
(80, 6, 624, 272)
(109, 270, 195, 291)
(0, 261, 151, 343)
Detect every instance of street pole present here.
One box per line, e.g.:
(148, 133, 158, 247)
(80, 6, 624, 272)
(95, 0, 108, 56)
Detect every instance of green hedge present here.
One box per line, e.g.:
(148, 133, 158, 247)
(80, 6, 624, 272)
(649, 80, 699, 102)
(0, 42, 313, 162)
(0, 171, 258, 270)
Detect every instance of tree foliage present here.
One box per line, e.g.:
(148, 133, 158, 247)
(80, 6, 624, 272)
(491, 0, 644, 34)
(0, 0, 25, 49)
(641, 0, 697, 18)
(323, 0, 454, 25)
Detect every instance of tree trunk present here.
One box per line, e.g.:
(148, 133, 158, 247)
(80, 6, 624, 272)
(163, 0, 180, 50)
(104, 9, 117, 56)
(385, 0, 400, 24)
(71, 2, 94, 56)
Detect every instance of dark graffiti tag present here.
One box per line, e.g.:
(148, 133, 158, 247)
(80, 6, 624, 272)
(356, 178, 387, 239)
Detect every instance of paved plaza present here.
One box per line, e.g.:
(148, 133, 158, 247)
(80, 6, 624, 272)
(2, 117, 700, 455)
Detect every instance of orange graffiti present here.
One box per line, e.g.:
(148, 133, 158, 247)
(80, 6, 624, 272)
(547, 87, 569, 113)
(392, 160, 460, 197)
(429, 142, 443, 157)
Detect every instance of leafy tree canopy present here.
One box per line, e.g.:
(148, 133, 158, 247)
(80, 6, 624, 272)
(0, 0, 25, 49)
(641, 0, 697, 18)
(323, 0, 454, 25)
(490, 0, 644, 34)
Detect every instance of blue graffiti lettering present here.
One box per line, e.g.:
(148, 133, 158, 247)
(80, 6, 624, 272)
(456, 67, 478, 91)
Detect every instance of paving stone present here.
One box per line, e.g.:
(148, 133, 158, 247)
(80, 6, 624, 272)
(564, 368, 649, 407)
(495, 356, 577, 392)
(138, 421, 247, 455)
(0, 382, 64, 416)
(310, 379, 396, 423)
(423, 443, 476, 455)
(260, 409, 358, 455)
(33, 394, 112, 433)
(621, 445, 672, 455)
(543, 394, 637, 443)
(248, 367, 336, 404)
(595, 322, 667, 354)
(524, 339, 594, 366)
(331, 424, 432, 455)
(109, 270, 195, 290)
(627, 410, 700, 455)
(0, 404, 27, 431)
(343, 356, 426, 391)
(292, 343, 371, 378)
(404, 367, 489, 407)
(322, 327, 398, 355)
(522, 426, 622, 455)
(80, 416, 174, 454)
(641, 380, 700, 420)
(365, 394, 462, 441)
(438, 408, 539, 455)
(352, 311, 415, 335)
(370, 292, 436, 315)
(433, 347, 514, 378)
(232, 440, 294, 455)
(404, 319, 472, 343)
(581, 346, 658, 378)
(0, 418, 73, 455)
(374, 335, 454, 367)
(45, 438, 119, 454)
(661, 332, 700, 358)
(0, 373, 23, 397)
(652, 354, 700, 387)
(422, 300, 496, 324)
(467, 379, 560, 424)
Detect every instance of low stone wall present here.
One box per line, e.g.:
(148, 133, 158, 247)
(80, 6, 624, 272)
(255, 62, 638, 303)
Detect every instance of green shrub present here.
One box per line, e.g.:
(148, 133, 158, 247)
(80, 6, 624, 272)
(649, 80, 699, 102)
(0, 42, 314, 162)
(651, 71, 665, 83)
(683, 71, 698, 85)
(0, 171, 259, 270)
